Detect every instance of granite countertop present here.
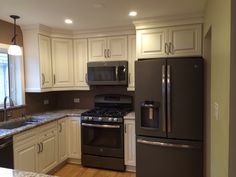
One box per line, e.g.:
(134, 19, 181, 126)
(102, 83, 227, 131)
(0, 167, 57, 177)
(0, 109, 88, 139)
(124, 111, 135, 120)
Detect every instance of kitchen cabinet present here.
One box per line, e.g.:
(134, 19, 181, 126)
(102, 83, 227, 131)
(74, 39, 90, 90)
(14, 128, 38, 172)
(124, 119, 136, 170)
(127, 35, 136, 91)
(51, 38, 74, 88)
(38, 125, 58, 173)
(68, 117, 81, 160)
(136, 24, 202, 58)
(14, 121, 58, 173)
(23, 32, 53, 92)
(88, 36, 127, 61)
(58, 118, 68, 163)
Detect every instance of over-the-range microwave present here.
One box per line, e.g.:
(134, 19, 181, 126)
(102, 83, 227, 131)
(87, 60, 128, 86)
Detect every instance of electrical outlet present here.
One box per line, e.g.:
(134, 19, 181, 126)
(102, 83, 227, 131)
(74, 98, 80, 103)
(214, 102, 219, 120)
(43, 99, 49, 105)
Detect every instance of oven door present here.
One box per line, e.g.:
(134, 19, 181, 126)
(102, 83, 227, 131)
(81, 121, 124, 158)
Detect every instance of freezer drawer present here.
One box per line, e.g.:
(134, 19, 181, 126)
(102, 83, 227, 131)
(136, 136, 203, 177)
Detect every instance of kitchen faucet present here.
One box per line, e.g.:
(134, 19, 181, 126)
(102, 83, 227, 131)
(3, 96, 14, 121)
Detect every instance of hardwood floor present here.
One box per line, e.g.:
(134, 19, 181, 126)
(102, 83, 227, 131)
(54, 164, 136, 177)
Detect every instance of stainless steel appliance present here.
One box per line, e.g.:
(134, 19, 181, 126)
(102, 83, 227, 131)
(135, 57, 203, 177)
(0, 136, 14, 168)
(81, 94, 132, 171)
(87, 61, 128, 86)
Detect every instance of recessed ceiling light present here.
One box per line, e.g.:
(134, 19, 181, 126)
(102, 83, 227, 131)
(65, 19, 73, 24)
(129, 11, 137, 17)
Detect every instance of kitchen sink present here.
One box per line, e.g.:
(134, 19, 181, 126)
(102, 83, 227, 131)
(0, 117, 43, 130)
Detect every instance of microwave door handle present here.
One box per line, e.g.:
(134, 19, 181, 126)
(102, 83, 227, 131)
(115, 66, 119, 81)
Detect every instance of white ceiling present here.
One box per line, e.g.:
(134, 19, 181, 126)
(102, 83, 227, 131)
(0, 0, 207, 30)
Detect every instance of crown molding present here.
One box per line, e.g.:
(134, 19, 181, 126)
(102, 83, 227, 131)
(133, 12, 204, 30)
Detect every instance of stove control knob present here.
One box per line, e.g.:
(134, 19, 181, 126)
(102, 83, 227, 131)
(88, 117, 93, 121)
(108, 118, 113, 122)
(83, 117, 88, 121)
(98, 117, 103, 121)
(113, 118, 118, 122)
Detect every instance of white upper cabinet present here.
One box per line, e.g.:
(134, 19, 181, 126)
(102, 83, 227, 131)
(51, 38, 74, 87)
(127, 35, 136, 91)
(74, 39, 90, 90)
(39, 35, 53, 88)
(136, 24, 202, 59)
(88, 36, 127, 61)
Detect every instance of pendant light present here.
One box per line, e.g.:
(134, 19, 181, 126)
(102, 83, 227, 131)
(8, 15, 22, 56)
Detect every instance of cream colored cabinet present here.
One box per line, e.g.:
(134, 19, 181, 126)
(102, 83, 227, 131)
(23, 31, 53, 92)
(136, 24, 202, 58)
(124, 119, 136, 169)
(74, 39, 89, 90)
(88, 36, 127, 61)
(127, 35, 136, 91)
(14, 129, 38, 172)
(38, 127, 58, 173)
(51, 38, 74, 87)
(68, 117, 81, 159)
(58, 118, 68, 163)
(13, 121, 58, 173)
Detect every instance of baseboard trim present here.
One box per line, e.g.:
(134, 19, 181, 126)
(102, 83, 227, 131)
(126, 165, 136, 172)
(67, 158, 81, 164)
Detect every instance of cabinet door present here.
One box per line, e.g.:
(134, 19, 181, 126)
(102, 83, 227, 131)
(38, 129, 58, 173)
(127, 35, 136, 91)
(14, 140, 38, 172)
(88, 37, 106, 61)
(52, 38, 74, 87)
(39, 35, 53, 88)
(58, 118, 68, 163)
(137, 28, 168, 58)
(107, 36, 127, 60)
(74, 39, 89, 90)
(124, 119, 136, 167)
(168, 24, 202, 57)
(68, 117, 81, 159)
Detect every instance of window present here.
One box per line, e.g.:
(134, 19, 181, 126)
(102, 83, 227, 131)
(0, 44, 25, 107)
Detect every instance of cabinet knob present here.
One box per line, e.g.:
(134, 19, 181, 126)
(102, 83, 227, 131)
(104, 49, 107, 58)
(169, 42, 173, 55)
(53, 74, 56, 84)
(165, 43, 169, 55)
(42, 73, 45, 85)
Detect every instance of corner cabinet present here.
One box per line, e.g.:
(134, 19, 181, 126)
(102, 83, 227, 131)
(124, 119, 136, 171)
(51, 38, 74, 88)
(23, 31, 53, 92)
(136, 24, 202, 58)
(88, 36, 127, 61)
(74, 39, 89, 90)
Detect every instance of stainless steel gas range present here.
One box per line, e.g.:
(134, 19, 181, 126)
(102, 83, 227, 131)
(81, 94, 132, 171)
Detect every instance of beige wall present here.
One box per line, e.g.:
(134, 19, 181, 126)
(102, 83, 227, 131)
(204, 0, 231, 176)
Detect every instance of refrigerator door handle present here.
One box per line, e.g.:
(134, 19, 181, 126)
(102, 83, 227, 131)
(162, 65, 166, 132)
(137, 138, 200, 149)
(167, 65, 172, 133)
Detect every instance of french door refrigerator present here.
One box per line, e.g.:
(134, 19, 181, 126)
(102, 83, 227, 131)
(135, 57, 203, 177)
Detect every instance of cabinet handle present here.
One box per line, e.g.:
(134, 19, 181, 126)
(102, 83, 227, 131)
(104, 49, 107, 58)
(169, 42, 172, 54)
(40, 142, 43, 152)
(53, 74, 56, 84)
(42, 73, 45, 85)
(128, 73, 131, 84)
(85, 73, 88, 83)
(59, 123, 62, 132)
(165, 43, 169, 55)
(37, 143, 41, 153)
(107, 49, 110, 58)
(124, 124, 127, 133)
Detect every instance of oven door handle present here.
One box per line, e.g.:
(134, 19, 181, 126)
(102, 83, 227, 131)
(82, 123, 120, 129)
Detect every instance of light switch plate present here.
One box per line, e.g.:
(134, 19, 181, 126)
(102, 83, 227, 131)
(214, 102, 219, 120)
(74, 98, 80, 103)
(43, 99, 49, 105)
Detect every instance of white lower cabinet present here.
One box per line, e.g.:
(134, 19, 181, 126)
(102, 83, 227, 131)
(124, 119, 136, 171)
(58, 118, 68, 163)
(14, 122, 58, 173)
(68, 117, 81, 159)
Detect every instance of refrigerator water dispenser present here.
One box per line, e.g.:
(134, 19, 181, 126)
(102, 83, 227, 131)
(141, 101, 160, 128)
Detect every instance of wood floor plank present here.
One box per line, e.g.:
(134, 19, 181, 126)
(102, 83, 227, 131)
(54, 164, 136, 177)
